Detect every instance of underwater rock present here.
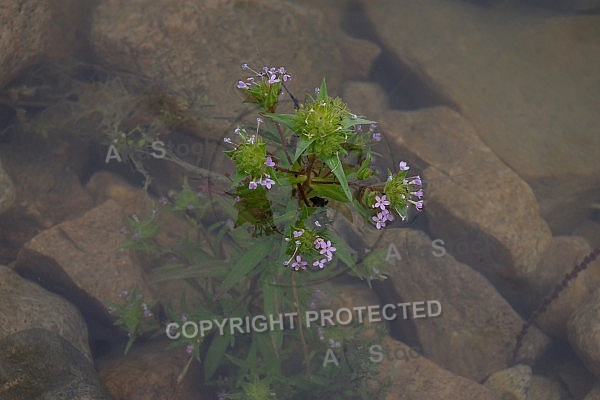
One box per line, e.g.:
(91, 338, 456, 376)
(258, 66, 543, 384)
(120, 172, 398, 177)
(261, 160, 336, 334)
(0, 328, 112, 400)
(369, 335, 501, 400)
(0, 266, 91, 361)
(0, 0, 86, 88)
(383, 107, 552, 306)
(568, 288, 600, 379)
(97, 338, 201, 400)
(90, 0, 380, 141)
(373, 228, 549, 382)
(14, 199, 154, 326)
(527, 375, 569, 400)
(530, 236, 600, 340)
(526, 0, 600, 11)
(584, 383, 600, 400)
(483, 364, 531, 400)
(364, 0, 600, 184)
(342, 81, 390, 121)
(0, 157, 14, 215)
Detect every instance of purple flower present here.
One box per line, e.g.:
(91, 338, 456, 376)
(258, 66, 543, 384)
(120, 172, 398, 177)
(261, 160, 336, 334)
(382, 209, 394, 222)
(412, 189, 424, 199)
(319, 240, 337, 260)
(410, 177, 422, 186)
(260, 175, 275, 189)
(293, 230, 303, 238)
(314, 87, 320, 94)
(372, 213, 387, 230)
(248, 181, 258, 190)
(267, 74, 280, 85)
(186, 343, 194, 355)
(314, 220, 321, 227)
(313, 258, 327, 269)
(314, 238, 324, 249)
(234, 196, 241, 202)
(399, 161, 410, 171)
(369, 123, 377, 131)
(415, 200, 423, 210)
(241, 63, 249, 70)
(119, 226, 128, 234)
(355, 125, 363, 132)
(158, 196, 169, 205)
(373, 195, 390, 210)
(236, 80, 248, 89)
(265, 156, 275, 167)
(291, 255, 308, 271)
(186, 203, 194, 211)
(372, 132, 382, 142)
(283, 73, 291, 82)
(181, 314, 188, 322)
(132, 231, 141, 240)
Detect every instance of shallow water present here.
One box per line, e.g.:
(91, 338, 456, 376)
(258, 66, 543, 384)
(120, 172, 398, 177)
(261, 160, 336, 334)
(0, 0, 599, 399)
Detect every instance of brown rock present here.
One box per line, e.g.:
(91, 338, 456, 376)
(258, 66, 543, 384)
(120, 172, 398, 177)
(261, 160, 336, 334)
(585, 383, 600, 400)
(364, 0, 600, 183)
(342, 81, 390, 121)
(0, 0, 87, 87)
(370, 336, 501, 400)
(14, 199, 154, 318)
(532, 236, 600, 340)
(91, 0, 380, 140)
(483, 364, 531, 400)
(377, 229, 549, 381)
(568, 288, 600, 379)
(0, 266, 91, 361)
(527, 375, 569, 400)
(382, 107, 552, 304)
(97, 339, 201, 400)
(0, 157, 14, 215)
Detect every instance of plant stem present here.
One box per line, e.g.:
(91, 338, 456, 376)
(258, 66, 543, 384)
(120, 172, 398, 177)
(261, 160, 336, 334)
(292, 273, 311, 377)
(276, 122, 293, 165)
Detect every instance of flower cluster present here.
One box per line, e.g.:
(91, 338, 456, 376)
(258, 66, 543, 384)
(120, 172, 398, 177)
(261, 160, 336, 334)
(224, 120, 277, 191)
(283, 225, 337, 271)
(367, 160, 424, 229)
(236, 64, 291, 112)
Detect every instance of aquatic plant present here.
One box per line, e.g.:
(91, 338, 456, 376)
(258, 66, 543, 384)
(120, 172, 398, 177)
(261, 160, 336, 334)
(107, 65, 418, 398)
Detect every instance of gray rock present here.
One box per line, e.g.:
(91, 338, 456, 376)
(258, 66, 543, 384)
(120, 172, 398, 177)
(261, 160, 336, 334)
(0, 158, 15, 215)
(0, 266, 91, 361)
(0, 328, 112, 400)
(484, 364, 531, 400)
(375, 229, 549, 381)
(382, 107, 552, 305)
(568, 288, 600, 379)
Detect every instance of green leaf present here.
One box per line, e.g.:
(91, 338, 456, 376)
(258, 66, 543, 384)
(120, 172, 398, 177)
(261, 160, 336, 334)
(341, 116, 376, 129)
(204, 333, 231, 379)
(293, 136, 314, 163)
(317, 79, 328, 101)
(356, 152, 372, 180)
(324, 154, 353, 204)
(217, 239, 272, 297)
(309, 183, 348, 202)
(263, 113, 296, 131)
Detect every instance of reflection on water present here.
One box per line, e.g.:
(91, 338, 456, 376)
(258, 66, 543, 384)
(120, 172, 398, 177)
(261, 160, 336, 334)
(0, 0, 599, 398)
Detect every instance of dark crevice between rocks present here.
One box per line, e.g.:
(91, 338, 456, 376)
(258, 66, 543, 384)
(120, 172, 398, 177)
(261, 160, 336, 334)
(341, 0, 460, 111)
